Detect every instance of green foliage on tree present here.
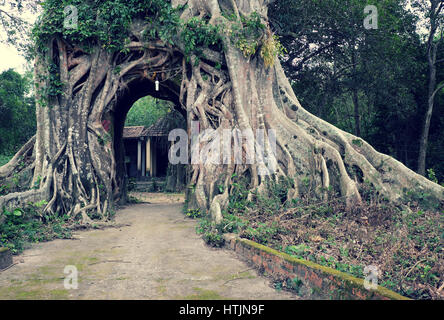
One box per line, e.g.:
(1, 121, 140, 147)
(125, 96, 171, 128)
(31, 0, 183, 54)
(30, 0, 282, 71)
(269, 0, 444, 182)
(0, 69, 36, 156)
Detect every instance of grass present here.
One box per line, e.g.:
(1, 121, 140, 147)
(127, 195, 142, 204)
(180, 287, 227, 300)
(0, 285, 70, 300)
(263, 204, 441, 300)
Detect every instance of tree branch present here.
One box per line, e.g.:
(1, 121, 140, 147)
(431, 81, 444, 99)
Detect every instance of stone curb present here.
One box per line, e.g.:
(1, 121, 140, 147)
(223, 234, 410, 300)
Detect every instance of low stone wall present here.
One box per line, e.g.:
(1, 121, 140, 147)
(0, 247, 13, 270)
(224, 235, 410, 300)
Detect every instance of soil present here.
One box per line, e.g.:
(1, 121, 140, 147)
(129, 192, 185, 204)
(0, 194, 295, 300)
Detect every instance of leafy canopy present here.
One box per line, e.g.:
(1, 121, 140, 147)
(125, 96, 171, 128)
(31, 0, 283, 64)
(32, 0, 183, 53)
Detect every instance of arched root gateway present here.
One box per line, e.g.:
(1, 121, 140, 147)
(0, 4, 443, 224)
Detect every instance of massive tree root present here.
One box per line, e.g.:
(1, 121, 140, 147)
(0, 0, 442, 224)
(1, 24, 184, 222)
(182, 43, 444, 221)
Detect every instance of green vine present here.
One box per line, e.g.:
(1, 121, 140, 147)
(35, 61, 65, 107)
(228, 12, 265, 58)
(32, 0, 183, 54)
(180, 16, 223, 61)
(260, 32, 287, 68)
(30, 1, 285, 102)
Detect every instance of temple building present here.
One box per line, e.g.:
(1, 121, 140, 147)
(122, 111, 185, 180)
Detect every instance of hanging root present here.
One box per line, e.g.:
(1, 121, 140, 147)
(274, 62, 443, 207)
(0, 135, 36, 180)
(183, 6, 443, 216)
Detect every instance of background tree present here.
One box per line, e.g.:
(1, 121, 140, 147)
(125, 96, 171, 128)
(0, 69, 36, 159)
(270, 0, 444, 182)
(0, 0, 442, 223)
(415, 0, 444, 176)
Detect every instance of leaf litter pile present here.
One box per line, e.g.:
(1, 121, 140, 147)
(219, 179, 443, 300)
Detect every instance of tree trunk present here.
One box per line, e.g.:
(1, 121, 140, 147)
(352, 88, 361, 137)
(0, 0, 442, 223)
(351, 48, 361, 137)
(418, 55, 437, 176)
(417, 0, 443, 176)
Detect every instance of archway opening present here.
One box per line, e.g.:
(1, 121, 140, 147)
(123, 96, 171, 180)
(109, 75, 187, 200)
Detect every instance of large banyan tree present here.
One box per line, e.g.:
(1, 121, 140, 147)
(0, 0, 442, 223)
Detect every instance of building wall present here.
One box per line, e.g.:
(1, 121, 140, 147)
(124, 139, 139, 178)
(124, 136, 169, 179)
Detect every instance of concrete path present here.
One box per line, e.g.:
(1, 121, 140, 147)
(0, 201, 296, 300)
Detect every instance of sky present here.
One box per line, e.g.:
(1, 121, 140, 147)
(0, 1, 38, 74)
(0, 44, 28, 73)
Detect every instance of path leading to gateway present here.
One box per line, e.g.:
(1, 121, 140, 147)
(0, 196, 295, 300)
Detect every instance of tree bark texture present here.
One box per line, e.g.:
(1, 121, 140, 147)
(417, 0, 444, 176)
(0, 0, 442, 223)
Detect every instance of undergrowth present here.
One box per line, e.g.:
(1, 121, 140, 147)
(187, 174, 443, 300)
(0, 155, 12, 167)
(0, 202, 72, 254)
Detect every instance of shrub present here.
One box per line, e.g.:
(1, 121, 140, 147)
(202, 230, 225, 248)
(186, 209, 202, 219)
(0, 204, 71, 254)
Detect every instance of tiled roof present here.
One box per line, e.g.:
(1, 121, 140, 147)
(123, 111, 186, 139)
(123, 126, 147, 139)
(146, 111, 186, 136)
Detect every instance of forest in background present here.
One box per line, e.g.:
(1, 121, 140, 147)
(124, 96, 171, 128)
(0, 69, 35, 164)
(268, 0, 444, 183)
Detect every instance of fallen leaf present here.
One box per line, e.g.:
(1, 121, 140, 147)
(310, 235, 324, 242)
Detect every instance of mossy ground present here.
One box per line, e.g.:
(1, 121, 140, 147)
(0, 199, 294, 300)
(179, 287, 228, 300)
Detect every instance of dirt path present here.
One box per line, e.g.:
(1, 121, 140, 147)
(0, 199, 295, 300)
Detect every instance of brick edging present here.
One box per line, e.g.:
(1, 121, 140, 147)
(223, 234, 410, 300)
(0, 247, 13, 270)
